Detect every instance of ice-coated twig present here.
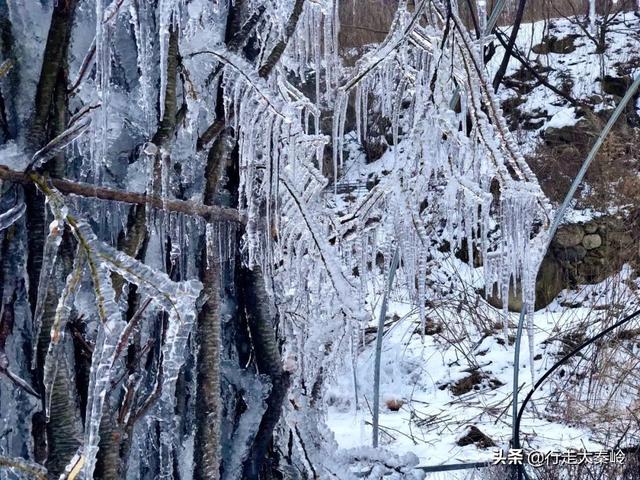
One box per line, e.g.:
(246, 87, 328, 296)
(0, 201, 25, 232)
(42, 246, 85, 418)
(0, 454, 47, 479)
(188, 48, 289, 121)
(28, 119, 91, 172)
(0, 166, 243, 223)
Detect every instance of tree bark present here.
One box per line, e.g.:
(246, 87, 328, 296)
(240, 266, 290, 479)
(17, 1, 81, 475)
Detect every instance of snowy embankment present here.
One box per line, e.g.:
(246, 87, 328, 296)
(326, 12, 640, 474)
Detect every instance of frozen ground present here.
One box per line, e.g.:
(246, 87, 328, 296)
(326, 250, 640, 469)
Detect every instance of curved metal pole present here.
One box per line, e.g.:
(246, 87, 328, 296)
(511, 74, 640, 476)
(515, 307, 640, 450)
(372, 247, 400, 448)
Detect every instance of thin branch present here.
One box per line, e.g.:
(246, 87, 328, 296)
(492, 0, 527, 91)
(197, 118, 225, 152)
(114, 297, 153, 358)
(258, 0, 305, 78)
(188, 49, 287, 120)
(28, 119, 91, 171)
(493, 29, 580, 106)
(67, 40, 95, 94)
(0, 166, 244, 224)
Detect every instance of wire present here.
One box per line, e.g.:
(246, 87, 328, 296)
(514, 306, 640, 479)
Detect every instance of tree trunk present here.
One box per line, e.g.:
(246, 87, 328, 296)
(240, 266, 290, 479)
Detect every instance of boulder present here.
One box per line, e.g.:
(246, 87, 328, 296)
(582, 234, 602, 250)
(555, 224, 584, 247)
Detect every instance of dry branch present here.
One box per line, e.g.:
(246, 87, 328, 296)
(0, 166, 243, 224)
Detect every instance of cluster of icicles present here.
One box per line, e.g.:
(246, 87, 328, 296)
(197, 0, 554, 408)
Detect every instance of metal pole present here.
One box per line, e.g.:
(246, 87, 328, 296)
(372, 247, 400, 448)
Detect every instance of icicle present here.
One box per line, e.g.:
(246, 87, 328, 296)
(94, 0, 112, 176)
(42, 247, 85, 419)
(31, 214, 66, 369)
(417, 250, 427, 340)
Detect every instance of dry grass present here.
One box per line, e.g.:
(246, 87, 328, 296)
(529, 109, 640, 209)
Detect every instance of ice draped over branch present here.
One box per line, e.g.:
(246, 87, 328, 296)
(31, 181, 202, 479)
(330, 2, 552, 338)
(179, 0, 551, 465)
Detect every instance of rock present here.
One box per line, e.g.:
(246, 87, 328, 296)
(522, 117, 546, 130)
(543, 117, 593, 146)
(457, 426, 496, 449)
(582, 234, 602, 250)
(584, 222, 598, 233)
(587, 94, 603, 105)
(486, 283, 524, 312)
(555, 225, 584, 247)
(602, 75, 631, 98)
(532, 42, 550, 55)
(533, 35, 578, 55)
(486, 255, 564, 312)
(557, 246, 587, 262)
(550, 36, 578, 54)
(535, 256, 564, 309)
(451, 371, 485, 396)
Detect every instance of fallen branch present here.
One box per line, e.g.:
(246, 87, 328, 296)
(0, 166, 244, 224)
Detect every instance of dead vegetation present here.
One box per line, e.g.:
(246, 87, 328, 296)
(530, 108, 640, 209)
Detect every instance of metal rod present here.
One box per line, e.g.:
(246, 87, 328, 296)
(372, 247, 400, 448)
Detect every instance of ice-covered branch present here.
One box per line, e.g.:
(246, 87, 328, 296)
(0, 166, 243, 223)
(0, 455, 47, 479)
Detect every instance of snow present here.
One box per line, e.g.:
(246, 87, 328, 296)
(544, 107, 581, 130)
(327, 254, 640, 468)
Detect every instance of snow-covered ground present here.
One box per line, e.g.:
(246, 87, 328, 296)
(488, 10, 640, 151)
(326, 253, 640, 471)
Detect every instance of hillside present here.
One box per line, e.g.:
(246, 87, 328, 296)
(327, 11, 640, 479)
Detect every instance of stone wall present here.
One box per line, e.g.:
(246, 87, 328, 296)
(490, 211, 640, 311)
(546, 213, 639, 290)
